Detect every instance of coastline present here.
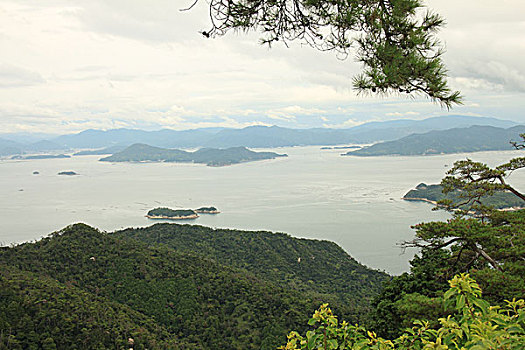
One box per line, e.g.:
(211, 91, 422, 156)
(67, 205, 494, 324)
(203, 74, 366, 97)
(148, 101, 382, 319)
(145, 214, 199, 220)
(402, 197, 525, 211)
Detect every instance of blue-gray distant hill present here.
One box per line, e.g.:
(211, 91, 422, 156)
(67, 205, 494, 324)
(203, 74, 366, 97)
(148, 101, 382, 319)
(15, 154, 71, 160)
(345, 125, 525, 156)
(99, 143, 287, 166)
(342, 115, 517, 143)
(0, 115, 519, 155)
(49, 115, 519, 149)
(0, 137, 66, 157)
(0, 138, 23, 156)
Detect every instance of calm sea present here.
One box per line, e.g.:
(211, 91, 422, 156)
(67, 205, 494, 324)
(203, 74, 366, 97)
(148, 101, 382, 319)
(1, 147, 523, 275)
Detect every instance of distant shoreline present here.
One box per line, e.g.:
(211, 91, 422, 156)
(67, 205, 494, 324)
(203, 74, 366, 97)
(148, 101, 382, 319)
(145, 214, 199, 220)
(402, 197, 525, 211)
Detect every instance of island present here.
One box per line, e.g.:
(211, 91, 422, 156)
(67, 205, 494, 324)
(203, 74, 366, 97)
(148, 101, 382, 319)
(99, 143, 288, 166)
(32, 171, 39, 175)
(403, 183, 525, 210)
(146, 207, 199, 220)
(14, 154, 71, 160)
(57, 171, 79, 176)
(344, 125, 525, 156)
(195, 206, 220, 214)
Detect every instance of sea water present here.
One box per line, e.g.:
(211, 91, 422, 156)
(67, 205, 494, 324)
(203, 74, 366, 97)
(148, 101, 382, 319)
(1, 147, 523, 275)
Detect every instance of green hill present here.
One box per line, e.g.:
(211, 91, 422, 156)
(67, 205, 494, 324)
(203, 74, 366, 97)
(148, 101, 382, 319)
(0, 264, 183, 349)
(0, 223, 387, 349)
(116, 223, 388, 318)
(345, 125, 525, 156)
(99, 143, 287, 166)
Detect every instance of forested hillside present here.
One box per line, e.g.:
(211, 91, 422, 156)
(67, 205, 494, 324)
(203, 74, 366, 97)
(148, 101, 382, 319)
(346, 125, 525, 156)
(0, 223, 386, 349)
(116, 223, 388, 320)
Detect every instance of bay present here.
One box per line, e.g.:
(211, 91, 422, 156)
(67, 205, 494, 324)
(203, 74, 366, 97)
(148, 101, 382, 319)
(1, 146, 523, 275)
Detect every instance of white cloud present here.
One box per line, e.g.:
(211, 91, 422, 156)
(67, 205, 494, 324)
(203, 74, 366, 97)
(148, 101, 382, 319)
(0, 64, 45, 87)
(385, 111, 420, 117)
(0, 0, 523, 134)
(323, 118, 365, 129)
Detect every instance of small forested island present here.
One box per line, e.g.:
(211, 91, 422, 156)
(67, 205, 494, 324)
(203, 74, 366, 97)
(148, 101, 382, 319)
(57, 171, 79, 176)
(195, 206, 220, 214)
(32, 171, 39, 175)
(146, 207, 199, 220)
(403, 183, 525, 210)
(99, 143, 287, 166)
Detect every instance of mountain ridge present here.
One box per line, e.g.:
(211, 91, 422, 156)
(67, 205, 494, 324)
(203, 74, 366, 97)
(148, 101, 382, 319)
(345, 125, 525, 156)
(0, 115, 518, 156)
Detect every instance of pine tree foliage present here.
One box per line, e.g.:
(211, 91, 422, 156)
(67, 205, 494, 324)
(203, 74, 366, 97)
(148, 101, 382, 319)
(191, 0, 462, 107)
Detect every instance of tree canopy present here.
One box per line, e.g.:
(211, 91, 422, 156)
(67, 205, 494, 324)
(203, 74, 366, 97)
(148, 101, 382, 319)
(440, 134, 525, 216)
(190, 0, 462, 108)
(279, 274, 525, 349)
(367, 134, 525, 338)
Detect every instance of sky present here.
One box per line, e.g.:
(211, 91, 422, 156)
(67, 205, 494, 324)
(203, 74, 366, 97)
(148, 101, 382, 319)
(1, 0, 524, 134)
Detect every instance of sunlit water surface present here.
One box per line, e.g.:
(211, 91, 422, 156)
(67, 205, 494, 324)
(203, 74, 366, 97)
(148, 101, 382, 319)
(1, 147, 523, 275)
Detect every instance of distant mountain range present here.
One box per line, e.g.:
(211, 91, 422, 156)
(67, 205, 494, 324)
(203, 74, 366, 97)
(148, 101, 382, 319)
(100, 144, 287, 166)
(0, 115, 521, 156)
(345, 125, 525, 156)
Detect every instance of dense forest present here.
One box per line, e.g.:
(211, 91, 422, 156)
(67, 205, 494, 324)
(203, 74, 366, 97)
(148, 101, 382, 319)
(116, 223, 388, 320)
(0, 223, 387, 349)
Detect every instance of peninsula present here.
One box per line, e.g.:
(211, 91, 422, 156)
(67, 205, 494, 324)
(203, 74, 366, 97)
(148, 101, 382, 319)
(345, 125, 525, 156)
(12, 154, 71, 160)
(146, 207, 199, 220)
(99, 143, 287, 166)
(403, 183, 525, 210)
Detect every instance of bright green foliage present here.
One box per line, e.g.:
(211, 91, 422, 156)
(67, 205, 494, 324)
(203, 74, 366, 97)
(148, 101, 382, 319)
(279, 274, 525, 349)
(202, 0, 461, 107)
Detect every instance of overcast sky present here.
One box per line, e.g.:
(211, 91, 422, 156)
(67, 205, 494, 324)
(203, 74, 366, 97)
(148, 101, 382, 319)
(1, 0, 524, 134)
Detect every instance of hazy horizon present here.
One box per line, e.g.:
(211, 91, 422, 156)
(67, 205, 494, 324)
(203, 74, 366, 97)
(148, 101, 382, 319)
(1, 1, 525, 134)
